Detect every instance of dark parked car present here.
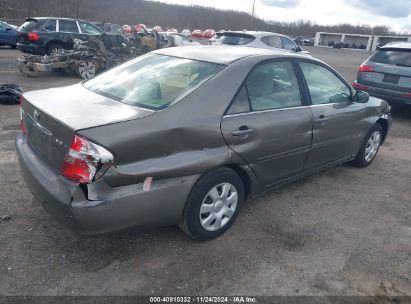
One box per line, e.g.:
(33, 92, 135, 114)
(16, 46, 391, 240)
(17, 17, 102, 55)
(353, 42, 411, 106)
(0, 20, 17, 48)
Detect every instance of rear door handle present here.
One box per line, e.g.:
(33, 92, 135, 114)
(232, 127, 253, 136)
(314, 115, 328, 123)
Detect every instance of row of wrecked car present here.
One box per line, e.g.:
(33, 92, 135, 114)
(18, 21, 170, 79)
(121, 24, 216, 39)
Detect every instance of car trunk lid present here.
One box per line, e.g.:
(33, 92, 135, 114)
(21, 83, 154, 173)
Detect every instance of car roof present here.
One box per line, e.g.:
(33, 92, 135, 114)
(25, 17, 92, 23)
(153, 45, 304, 65)
(222, 31, 288, 38)
(380, 42, 411, 50)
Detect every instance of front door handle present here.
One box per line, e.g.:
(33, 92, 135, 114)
(232, 127, 253, 136)
(314, 115, 328, 123)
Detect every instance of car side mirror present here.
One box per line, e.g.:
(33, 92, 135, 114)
(6, 27, 12, 31)
(355, 90, 369, 103)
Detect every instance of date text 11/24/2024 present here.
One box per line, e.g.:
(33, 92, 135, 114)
(149, 296, 257, 303)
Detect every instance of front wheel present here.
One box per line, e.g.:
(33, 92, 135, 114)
(77, 61, 97, 79)
(351, 124, 383, 167)
(179, 168, 244, 241)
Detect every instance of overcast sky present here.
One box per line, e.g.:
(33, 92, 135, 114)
(154, 0, 411, 33)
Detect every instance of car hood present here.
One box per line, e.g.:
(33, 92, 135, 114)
(23, 83, 154, 131)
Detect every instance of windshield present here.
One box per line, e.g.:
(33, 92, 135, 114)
(219, 34, 255, 45)
(371, 49, 411, 67)
(83, 54, 223, 110)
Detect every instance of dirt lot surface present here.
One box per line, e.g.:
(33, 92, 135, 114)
(0, 45, 410, 296)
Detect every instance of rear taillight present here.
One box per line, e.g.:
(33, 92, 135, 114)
(19, 95, 26, 134)
(27, 32, 39, 42)
(404, 93, 411, 99)
(358, 65, 374, 73)
(352, 82, 369, 90)
(61, 135, 113, 184)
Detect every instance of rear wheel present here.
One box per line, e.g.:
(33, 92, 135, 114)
(46, 43, 65, 55)
(351, 124, 383, 167)
(179, 168, 244, 241)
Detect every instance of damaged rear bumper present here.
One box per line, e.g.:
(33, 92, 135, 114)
(16, 134, 199, 236)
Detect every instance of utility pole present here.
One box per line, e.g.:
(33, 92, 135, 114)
(251, 0, 256, 30)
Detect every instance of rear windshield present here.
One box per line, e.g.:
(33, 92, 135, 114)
(219, 33, 255, 45)
(83, 54, 223, 110)
(371, 49, 411, 67)
(18, 20, 42, 31)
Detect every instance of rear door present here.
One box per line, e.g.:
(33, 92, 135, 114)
(221, 60, 313, 186)
(297, 61, 366, 170)
(359, 48, 411, 93)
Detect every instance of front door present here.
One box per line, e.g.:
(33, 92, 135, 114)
(221, 60, 313, 186)
(298, 61, 366, 170)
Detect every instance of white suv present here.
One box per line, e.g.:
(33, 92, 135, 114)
(217, 31, 309, 54)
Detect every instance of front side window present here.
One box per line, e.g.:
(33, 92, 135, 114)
(246, 61, 302, 111)
(58, 20, 79, 33)
(281, 37, 297, 51)
(261, 36, 282, 49)
(84, 54, 223, 110)
(78, 22, 102, 35)
(300, 62, 351, 105)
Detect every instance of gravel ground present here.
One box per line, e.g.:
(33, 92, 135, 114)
(0, 45, 410, 297)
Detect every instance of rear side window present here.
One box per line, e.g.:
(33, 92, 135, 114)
(261, 36, 282, 48)
(371, 49, 411, 67)
(19, 21, 40, 31)
(58, 20, 79, 33)
(246, 61, 302, 111)
(227, 86, 250, 114)
(43, 20, 56, 31)
(219, 34, 255, 45)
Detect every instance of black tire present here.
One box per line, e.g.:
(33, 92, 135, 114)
(46, 43, 65, 55)
(11, 44, 17, 49)
(350, 123, 383, 168)
(179, 168, 244, 241)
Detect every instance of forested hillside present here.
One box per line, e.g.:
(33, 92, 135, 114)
(0, 0, 396, 36)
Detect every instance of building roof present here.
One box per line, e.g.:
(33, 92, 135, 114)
(380, 42, 411, 50)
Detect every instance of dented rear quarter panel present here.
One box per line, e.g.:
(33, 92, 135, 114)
(78, 56, 276, 192)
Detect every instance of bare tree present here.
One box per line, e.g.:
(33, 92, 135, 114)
(0, 0, 400, 36)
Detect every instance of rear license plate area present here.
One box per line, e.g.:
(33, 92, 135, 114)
(383, 74, 400, 84)
(26, 116, 52, 161)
